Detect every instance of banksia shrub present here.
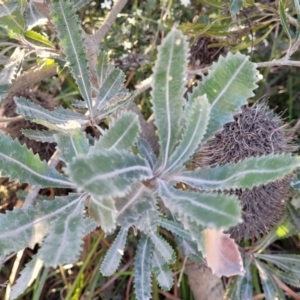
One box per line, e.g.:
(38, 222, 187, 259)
(192, 102, 295, 241)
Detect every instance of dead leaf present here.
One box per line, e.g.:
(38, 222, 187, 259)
(204, 228, 244, 277)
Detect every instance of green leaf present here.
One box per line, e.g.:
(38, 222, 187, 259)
(10, 255, 44, 300)
(88, 196, 117, 233)
(98, 92, 135, 120)
(229, 0, 246, 18)
(91, 111, 140, 152)
(50, 0, 93, 115)
(279, 0, 293, 44)
(66, 150, 152, 199)
(22, 129, 57, 143)
(83, 217, 98, 236)
(137, 138, 157, 170)
(158, 218, 192, 241)
(190, 52, 259, 142)
(158, 180, 241, 229)
(286, 201, 300, 231)
(0, 1, 18, 18)
(239, 259, 253, 300)
(253, 215, 297, 252)
(95, 68, 125, 112)
(100, 227, 128, 276)
(175, 236, 203, 264)
(261, 262, 300, 288)
(134, 234, 152, 300)
(255, 260, 286, 300)
(25, 2, 47, 30)
(0, 48, 24, 104)
(24, 30, 54, 48)
(0, 132, 72, 188)
(54, 129, 90, 163)
(149, 232, 175, 264)
(152, 248, 173, 291)
(0, 4, 25, 37)
(257, 253, 300, 278)
(163, 95, 210, 175)
(15, 97, 87, 127)
(96, 50, 110, 89)
(173, 154, 299, 191)
(115, 183, 157, 228)
(0, 193, 83, 257)
(37, 198, 85, 267)
(151, 28, 188, 170)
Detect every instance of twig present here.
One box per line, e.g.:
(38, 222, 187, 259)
(274, 276, 300, 300)
(23, 150, 61, 208)
(0, 115, 24, 123)
(92, 0, 128, 44)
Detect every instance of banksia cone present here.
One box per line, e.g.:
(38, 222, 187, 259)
(192, 102, 295, 241)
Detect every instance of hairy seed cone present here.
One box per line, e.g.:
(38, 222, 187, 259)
(191, 103, 295, 241)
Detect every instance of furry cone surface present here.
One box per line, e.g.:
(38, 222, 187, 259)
(192, 102, 295, 241)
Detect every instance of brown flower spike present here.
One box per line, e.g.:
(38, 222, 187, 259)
(192, 102, 295, 241)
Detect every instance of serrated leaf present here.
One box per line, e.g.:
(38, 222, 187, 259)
(54, 129, 90, 163)
(24, 30, 54, 48)
(91, 111, 140, 152)
(151, 28, 188, 171)
(158, 218, 192, 241)
(115, 183, 157, 228)
(0, 193, 82, 257)
(0, 132, 72, 188)
(95, 68, 125, 111)
(279, 0, 292, 44)
(163, 95, 210, 175)
(229, 0, 246, 18)
(50, 0, 93, 115)
(173, 154, 299, 191)
(100, 227, 128, 276)
(134, 234, 152, 300)
(96, 50, 109, 88)
(158, 180, 241, 229)
(71, 99, 87, 109)
(149, 232, 175, 264)
(239, 259, 253, 299)
(175, 236, 204, 264)
(152, 248, 173, 291)
(25, 2, 47, 30)
(98, 92, 135, 120)
(190, 52, 259, 142)
(256, 260, 286, 300)
(0, 1, 18, 18)
(286, 201, 300, 231)
(10, 255, 44, 300)
(88, 196, 117, 233)
(137, 138, 157, 170)
(83, 217, 98, 236)
(181, 218, 205, 253)
(205, 229, 244, 277)
(22, 129, 57, 143)
(37, 196, 86, 267)
(15, 97, 87, 127)
(66, 151, 152, 199)
(0, 47, 24, 104)
(261, 262, 300, 288)
(257, 253, 300, 278)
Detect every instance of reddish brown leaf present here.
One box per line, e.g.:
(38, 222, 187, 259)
(204, 228, 244, 277)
